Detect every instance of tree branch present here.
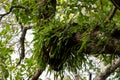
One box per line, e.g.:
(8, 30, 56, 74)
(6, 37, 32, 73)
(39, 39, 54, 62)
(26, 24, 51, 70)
(37, 0, 56, 19)
(94, 58, 120, 80)
(88, 71, 92, 80)
(16, 26, 32, 66)
(72, 28, 120, 56)
(0, 5, 27, 20)
(31, 69, 43, 80)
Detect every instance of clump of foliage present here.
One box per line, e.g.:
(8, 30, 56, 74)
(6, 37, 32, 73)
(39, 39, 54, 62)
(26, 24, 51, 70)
(33, 21, 87, 71)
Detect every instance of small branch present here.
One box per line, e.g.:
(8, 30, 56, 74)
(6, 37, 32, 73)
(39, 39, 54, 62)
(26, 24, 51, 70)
(0, 5, 27, 20)
(94, 58, 120, 80)
(104, 7, 117, 24)
(31, 69, 43, 80)
(16, 26, 32, 66)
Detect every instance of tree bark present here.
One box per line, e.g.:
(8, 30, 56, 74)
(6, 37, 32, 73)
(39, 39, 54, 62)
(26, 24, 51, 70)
(31, 69, 43, 80)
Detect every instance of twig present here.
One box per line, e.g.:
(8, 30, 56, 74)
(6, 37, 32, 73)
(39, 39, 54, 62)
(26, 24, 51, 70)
(0, 5, 27, 20)
(104, 7, 117, 24)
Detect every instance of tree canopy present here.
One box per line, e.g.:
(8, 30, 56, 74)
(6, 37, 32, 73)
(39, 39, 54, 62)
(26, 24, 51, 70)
(0, 0, 120, 80)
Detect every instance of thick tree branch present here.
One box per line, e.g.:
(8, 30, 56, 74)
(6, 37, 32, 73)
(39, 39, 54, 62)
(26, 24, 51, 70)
(0, 5, 27, 20)
(31, 69, 43, 80)
(94, 58, 120, 80)
(72, 29, 120, 56)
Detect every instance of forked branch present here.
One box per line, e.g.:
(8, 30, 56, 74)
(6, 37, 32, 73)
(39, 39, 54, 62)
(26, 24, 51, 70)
(0, 5, 27, 20)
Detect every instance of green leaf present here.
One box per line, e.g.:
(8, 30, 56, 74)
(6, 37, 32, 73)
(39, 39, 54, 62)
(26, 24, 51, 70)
(78, 35, 90, 53)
